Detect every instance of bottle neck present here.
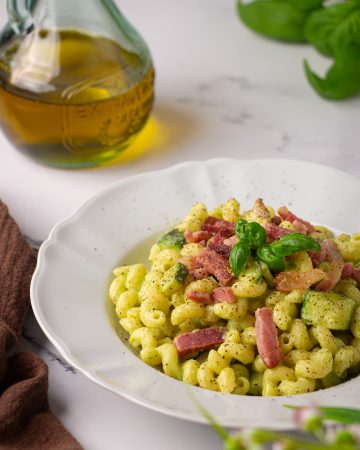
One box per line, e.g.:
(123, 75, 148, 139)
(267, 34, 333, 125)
(3, 0, 151, 65)
(7, 0, 36, 35)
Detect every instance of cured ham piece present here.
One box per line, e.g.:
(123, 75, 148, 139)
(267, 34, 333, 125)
(207, 232, 232, 258)
(178, 256, 201, 271)
(184, 230, 211, 244)
(278, 206, 315, 234)
(309, 240, 344, 292)
(309, 240, 340, 266)
(201, 217, 234, 234)
(212, 287, 235, 304)
(179, 256, 210, 280)
(255, 307, 284, 369)
(342, 262, 354, 278)
(197, 248, 233, 286)
(174, 328, 226, 357)
(271, 215, 282, 226)
(187, 287, 235, 305)
(223, 235, 238, 248)
(353, 267, 360, 283)
(274, 269, 325, 292)
(264, 222, 293, 241)
(186, 290, 212, 304)
(191, 268, 210, 280)
(315, 261, 344, 292)
(342, 262, 360, 283)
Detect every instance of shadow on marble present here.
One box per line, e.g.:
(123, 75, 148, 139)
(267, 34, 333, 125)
(100, 100, 202, 172)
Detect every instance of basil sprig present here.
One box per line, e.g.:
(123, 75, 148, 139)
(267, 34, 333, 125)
(229, 240, 251, 277)
(235, 219, 267, 249)
(305, 1, 360, 58)
(256, 245, 286, 273)
(237, 0, 324, 43)
(257, 232, 321, 272)
(304, 0, 360, 100)
(230, 220, 267, 276)
(236, 0, 360, 100)
(229, 219, 321, 277)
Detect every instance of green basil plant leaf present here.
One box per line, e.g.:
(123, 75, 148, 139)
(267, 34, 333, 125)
(304, 44, 360, 100)
(288, 0, 324, 13)
(304, 0, 360, 100)
(305, 1, 360, 57)
(230, 240, 251, 277)
(237, 0, 324, 42)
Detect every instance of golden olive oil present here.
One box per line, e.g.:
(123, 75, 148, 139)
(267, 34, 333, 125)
(0, 29, 155, 168)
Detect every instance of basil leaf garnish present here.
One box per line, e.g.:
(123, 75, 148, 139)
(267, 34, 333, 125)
(235, 219, 266, 249)
(270, 233, 321, 256)
(247, 222, 267, 249)
(230, 240, 251, 277)
(257, 246, 285, 273)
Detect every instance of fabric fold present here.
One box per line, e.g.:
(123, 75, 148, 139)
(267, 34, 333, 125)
(0, 201, 82, 449)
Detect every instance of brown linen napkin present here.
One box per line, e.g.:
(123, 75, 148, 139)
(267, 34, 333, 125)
(0, 201, 82, 450)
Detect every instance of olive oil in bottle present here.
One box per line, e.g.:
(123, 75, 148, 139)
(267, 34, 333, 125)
(0, 29, 155, 168)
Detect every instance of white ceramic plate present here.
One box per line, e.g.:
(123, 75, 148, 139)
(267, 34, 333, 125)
(31, 158, 360, 429)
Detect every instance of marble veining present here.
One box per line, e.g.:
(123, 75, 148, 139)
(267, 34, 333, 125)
(22, 327, 77, 374)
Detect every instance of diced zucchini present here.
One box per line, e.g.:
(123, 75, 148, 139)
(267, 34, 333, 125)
(157, 229, 186, 250)
(160, 262, 189, 295)
(301, 291, 356, 331)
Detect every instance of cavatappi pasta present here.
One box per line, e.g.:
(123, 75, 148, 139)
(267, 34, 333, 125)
(109, 198, 360, 396)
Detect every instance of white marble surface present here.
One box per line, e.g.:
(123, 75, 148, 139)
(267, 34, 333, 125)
(1, 0, 360, 449)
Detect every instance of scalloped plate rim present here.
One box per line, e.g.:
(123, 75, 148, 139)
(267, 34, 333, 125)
(30, 158, 360, 428)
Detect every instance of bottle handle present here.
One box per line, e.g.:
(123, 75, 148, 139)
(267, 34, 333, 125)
(7, 0, 34, 35)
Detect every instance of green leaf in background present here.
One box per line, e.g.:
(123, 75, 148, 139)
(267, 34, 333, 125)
(223, 438, 243, 450)
(194, 399, 360, 450)
(305, 1, 360, 57)
(318, 406, 360, 425)
(237, 0, 324, 42)
(304, 44, 360, 99)
(286, 404, 360, 425)
(334, 430, 358, 446)
(304, 0, 360, 99)
(288, 0, 324, 13)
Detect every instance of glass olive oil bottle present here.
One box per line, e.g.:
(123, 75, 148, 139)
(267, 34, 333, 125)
(0, 1, 155, 168)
